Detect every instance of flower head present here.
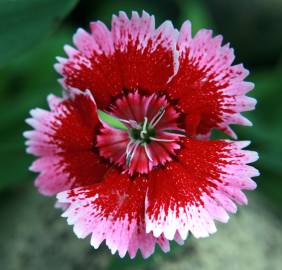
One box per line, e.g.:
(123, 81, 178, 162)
(24, 11, 259, 258)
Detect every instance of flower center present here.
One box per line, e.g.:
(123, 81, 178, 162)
(96, 91, 185, 175)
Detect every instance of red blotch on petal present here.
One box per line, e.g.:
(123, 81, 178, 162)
(146, 138, 259, 240)
(24, 90, 109, 195)
(57, 170, 170, 259)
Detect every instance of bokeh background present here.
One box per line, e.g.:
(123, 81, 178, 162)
(0, 0, 282, 269)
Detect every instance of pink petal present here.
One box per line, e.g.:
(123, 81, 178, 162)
(58, 26, 122, 109)
(168, 22, 256, 138)
(145, 139, 259, 241)
(112, 11, 178, 92)
(57, 171, 169, 259)
(24, 89, 109, 196)
(56, 11, 178, 109)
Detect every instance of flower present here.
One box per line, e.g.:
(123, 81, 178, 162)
(24, 11, 259, 259)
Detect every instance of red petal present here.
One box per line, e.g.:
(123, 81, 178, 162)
(55, 11, 178, 108)
(57, 170, 170, 259)
(167, 22, 256, 138)
(111, 11, 177, 93)
(31, 151, 108, 196)
(57, 24, 122, 108)
(59, 33, 122, 108)
(145, 138, 259, 240)
(24, 90, 108, 195)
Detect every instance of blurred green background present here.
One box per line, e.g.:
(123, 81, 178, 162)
(0, 0, 282, 269)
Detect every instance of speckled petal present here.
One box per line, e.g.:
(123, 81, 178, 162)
(167, 21, 256, 138)
(145, 139, 259, 240)
(24, 89, 108, 195)
(57, 171, 170, 259)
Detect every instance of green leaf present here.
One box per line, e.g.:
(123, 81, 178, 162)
(98, 110, 128, 131)
(0, 0, 78, 67)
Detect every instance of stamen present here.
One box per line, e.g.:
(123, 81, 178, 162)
(162, 129, 187, 137)
(149, 137, 176, 142)
(119, 119, 131, 124)
(126, 140, 141, 167)
(150, 106, 165, 127)
(125, 140, 134, 157)
(144, 143, 153, 162)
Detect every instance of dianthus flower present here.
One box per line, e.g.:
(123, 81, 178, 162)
(24, 11, 259, 258)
